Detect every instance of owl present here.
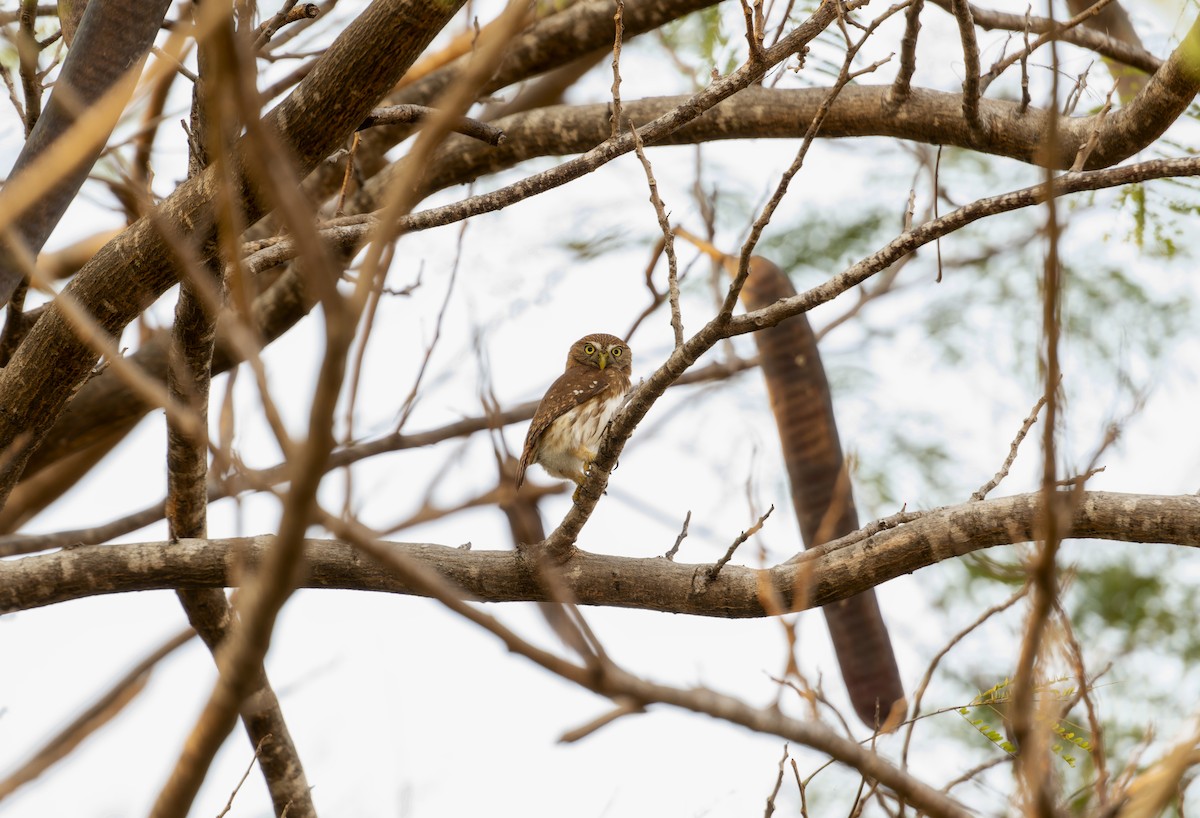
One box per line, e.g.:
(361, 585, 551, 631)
(516, 333, 632, 497)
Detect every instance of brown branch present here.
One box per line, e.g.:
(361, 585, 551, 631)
(142, 4, 472, 817)
(722, 154, 1200, 342)
(0, 0, 174, 306)
(0, 0, 468, 511)
(5, 491, 1198, 617)
(889, 0, 924, 105)
(344, 0, 725, 189)
(926, 0, 1161, 76)
(166, 15, 318, 817)
(357, 105, 506, 145)
(972, 393, 1048, 501)
(948, 0, 980, 124)
(254, 2, 320, 49)
(309, 511, 973, 818)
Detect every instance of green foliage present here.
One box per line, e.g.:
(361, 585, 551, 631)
(759, 206, 896, 282)
(958, 678, 1093, 769)
(1071, 552, 1200, 664)
(658, 6, 741, 85)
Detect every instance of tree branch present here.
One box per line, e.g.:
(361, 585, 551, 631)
(4, 492, 1197, 616)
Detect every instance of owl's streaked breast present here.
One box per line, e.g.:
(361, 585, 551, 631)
(533, 390, 626, 482)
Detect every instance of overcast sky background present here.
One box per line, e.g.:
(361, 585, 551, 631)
(3, 1, 1200, 815)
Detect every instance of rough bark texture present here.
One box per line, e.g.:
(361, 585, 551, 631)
(0, 0, 463, 506)
(5, 492, 1197, 615)
(0, 0, 172, 306)
(10, 12, 1200, 519)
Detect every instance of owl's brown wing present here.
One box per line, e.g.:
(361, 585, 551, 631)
(516, 367, 613, 487)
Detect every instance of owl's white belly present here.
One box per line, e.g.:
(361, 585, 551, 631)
(535, 391, 626, 482)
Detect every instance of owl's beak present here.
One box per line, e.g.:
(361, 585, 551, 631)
(597, 351, 608, 370)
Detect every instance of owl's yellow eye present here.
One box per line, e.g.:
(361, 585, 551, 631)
(611, 347, 623, 357)
(583, 343, 596, 355)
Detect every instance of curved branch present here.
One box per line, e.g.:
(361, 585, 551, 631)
(927, 0, 1161, 76)
(420, 66, 1199, 198)
(3, 491, 1196, 616)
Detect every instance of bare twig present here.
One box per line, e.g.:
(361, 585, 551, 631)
(254, 2, 320, 49)
(629, 122, 684, 347)
(972, 393, 1049, 501)
(558, 700, 644, 743)
(665, 510, 692, 560)
(609, 0, 625, 138)
(1071, 81, 1118, 172)
(899, 587, 1028, 770)
(358, 105, 506, 145)
(214, 735, 273, 818)
(764, 743, 789, 818)
(709, 504, 774, 582)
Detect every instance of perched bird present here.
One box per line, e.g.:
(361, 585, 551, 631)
(516, 333, 632, 499)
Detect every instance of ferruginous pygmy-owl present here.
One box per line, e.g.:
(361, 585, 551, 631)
(516, 333, 632, 495)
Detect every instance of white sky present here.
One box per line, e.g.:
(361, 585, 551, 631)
(2, 1, 1200, 816)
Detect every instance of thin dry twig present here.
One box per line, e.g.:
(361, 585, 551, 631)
(977, 0, 1117, 94)
(1052, 599, 1109, 808)
(972, 393, 1049, 501)
(558, 699, 644, 743)
(394, 222, 464, 432)
(214, 735, 273, 818)
(709, 504, 774, 582)
(1071, 80, 1118, 172)
(609, 0, 625, 139)
(664, 509, 692, 560)
(357, 105, 506, 145)
(899, 586, 1028, 770)
(764, 743, 790, 818)
(629, 122, 684, 347)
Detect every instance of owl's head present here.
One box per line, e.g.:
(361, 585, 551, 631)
(567, 333, 631, 373)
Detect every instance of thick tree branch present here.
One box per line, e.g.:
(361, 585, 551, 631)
(3, 492, 1197, 616)
(0, 0, 466, 509)
(0, 0, 172, 307)
(7, 11, 1197, 531)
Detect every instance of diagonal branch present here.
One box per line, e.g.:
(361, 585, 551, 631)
(0, 0, 468, 510)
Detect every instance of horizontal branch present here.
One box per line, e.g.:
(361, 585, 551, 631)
(926, 0, 1161, 75)
(415, 70, 1198, 201)
(4, 491, 1196, 615)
